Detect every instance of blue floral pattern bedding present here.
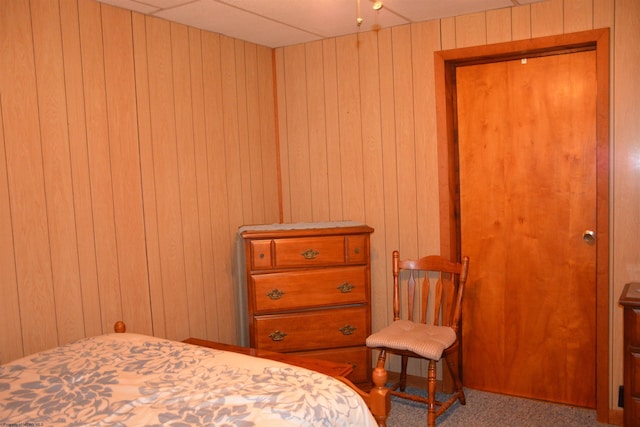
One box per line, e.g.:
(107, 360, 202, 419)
(0, 333, 377, 426)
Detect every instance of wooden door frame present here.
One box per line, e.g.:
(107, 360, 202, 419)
(434, 29, 610, 421)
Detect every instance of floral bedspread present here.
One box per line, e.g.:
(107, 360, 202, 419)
(0, 333, 377, 426)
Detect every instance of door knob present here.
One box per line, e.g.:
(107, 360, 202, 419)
(583, 230, 596, 245)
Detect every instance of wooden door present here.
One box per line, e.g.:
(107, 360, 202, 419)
(456, 51, 597, 408)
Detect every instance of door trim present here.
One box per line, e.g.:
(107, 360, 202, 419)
(434, 29, 610, 421)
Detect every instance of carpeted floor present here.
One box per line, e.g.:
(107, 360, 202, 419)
(386, 388, 618, 427)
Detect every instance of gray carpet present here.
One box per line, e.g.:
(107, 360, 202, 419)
(387, 388, 618, 427)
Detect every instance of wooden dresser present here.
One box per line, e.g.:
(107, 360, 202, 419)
(239, 223, 374, 384)
(620, 282, 640, 426)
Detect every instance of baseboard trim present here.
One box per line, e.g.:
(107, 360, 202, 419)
(608, 408, 623, 426)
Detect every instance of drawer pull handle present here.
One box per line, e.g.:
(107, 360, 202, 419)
(337, 282, 355, 293)
(269, 330, 287, 341)
(301, 249, 320, 259)
(266, 289, 285, 300)
(339, 325, 357, 335)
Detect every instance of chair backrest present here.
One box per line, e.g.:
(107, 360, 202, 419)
(392, 250, 470, 333)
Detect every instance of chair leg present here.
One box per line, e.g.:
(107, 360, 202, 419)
(399, 355, 408, 391)
(427, 359, 437, 427)
(371, 350, 390, 426)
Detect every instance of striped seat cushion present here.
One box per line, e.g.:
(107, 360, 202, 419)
(366, 319, 456, 360)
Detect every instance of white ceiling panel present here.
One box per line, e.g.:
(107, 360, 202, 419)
(383, 0, 518, 21)
(97, 0, 548, 48)
(224, 0, 409, 38)
(99, 0, 160, 14)
(154, 1, 324, 47)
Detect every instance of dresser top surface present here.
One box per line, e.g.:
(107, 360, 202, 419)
(239, 222, 373, 238)
(620, 282, 640, 307)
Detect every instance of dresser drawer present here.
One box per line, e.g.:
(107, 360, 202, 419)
(346, 234, 369, 264)
(255, 306, 368, 352)
(248, 233, 370, 270)
(249, 240, 272, 269)
(251, 266, 368, 313)
(273, 236, 346, 267)
(293, 346, 370, 384)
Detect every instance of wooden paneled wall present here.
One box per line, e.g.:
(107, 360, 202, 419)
(275, 0, 638, 414)
(1, 0, 638, 417)
(0, 0, 279, 363)
(612, 0, 640, 415)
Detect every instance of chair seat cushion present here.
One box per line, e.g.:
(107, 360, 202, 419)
(366, 320, 456, 360)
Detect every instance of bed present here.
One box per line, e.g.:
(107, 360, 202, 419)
(0, 322, 390, 426)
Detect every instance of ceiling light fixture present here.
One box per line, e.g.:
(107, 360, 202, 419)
(357, 0, 383, 27)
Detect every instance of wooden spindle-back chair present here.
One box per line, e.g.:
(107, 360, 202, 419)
(366, 250, 470, 427)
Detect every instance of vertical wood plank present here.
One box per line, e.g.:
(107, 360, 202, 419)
(440, 17, 456, 50)
(244, 43, 267, 223)
(336, 34, 365, 221)
(322, 38, 344, 221)
(202, 31, 232, 343)
(391, 25, 418, 258)
(0, 96, 23, 362)
(78, 0, 123, 334)
(145, 15, 189, 340)
(31, 0, 85, 344)
(455, 12, 487, 48)
(220, 36, 243, 230)
(531, 0, 564, 38)
(219, 36, 243, 343)
(101, 4, 152, 335)
(188, 26, 217, 340)
(233, 39, 252, 344)
(2, 0, 58, 355)
(306, 40, 331, 221)
(512, 5, 532, 40)
(594, 0, 614, 30)
(59, 0, 102, 339)
(377, 27, 398, 272)
(356, 30, 386, 333)
(256, 46, 280, 223)
(564, 0, 594, 33)
(487, 8, 513, 44)
(131, 11, 166, 338)
(282, 44, 312, 222)
(171, 22, 207, 339)
(234, 40, 253, 224)
(411, 20, 443, 256)
(274, 47, 291, 222)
